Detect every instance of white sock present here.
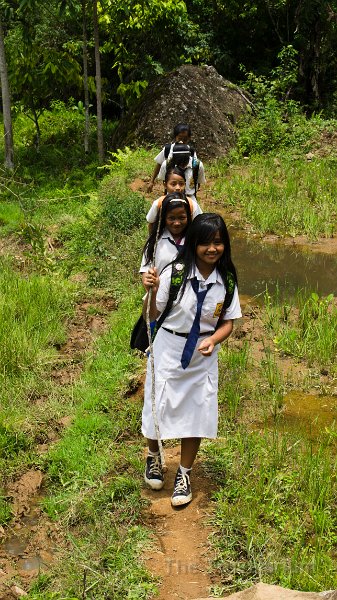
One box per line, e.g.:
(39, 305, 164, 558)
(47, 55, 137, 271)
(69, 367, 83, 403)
(148, 449, 160, 457)
(179, 465, 192, 476)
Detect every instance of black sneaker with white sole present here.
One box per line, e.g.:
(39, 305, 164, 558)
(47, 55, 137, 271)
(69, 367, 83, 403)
(144, 454, 164, 490)
(171, 467, 192, 506)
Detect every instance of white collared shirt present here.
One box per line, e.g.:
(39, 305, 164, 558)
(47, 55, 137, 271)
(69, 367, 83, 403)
(146, 196, 202, 224)
(139, 229, 184, 275)
(155, 265, 242, 333)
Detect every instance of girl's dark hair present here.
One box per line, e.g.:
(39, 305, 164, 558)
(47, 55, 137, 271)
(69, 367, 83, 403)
(173, 123, 191, 138)
(164, 165, 186, 189)
(178, 213, 238, 295)
(143, 192, 192, 265)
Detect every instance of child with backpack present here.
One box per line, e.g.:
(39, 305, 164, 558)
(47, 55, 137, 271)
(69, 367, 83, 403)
(157, 142, 205, 201)
(147, 123, 193, 193)
(140, 191, 192, 283)
(142, 213, 242, 507)
(146, 165, 202, 233)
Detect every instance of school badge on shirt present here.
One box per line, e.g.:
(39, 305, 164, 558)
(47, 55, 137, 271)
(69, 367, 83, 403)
(213, 302, 224, 318)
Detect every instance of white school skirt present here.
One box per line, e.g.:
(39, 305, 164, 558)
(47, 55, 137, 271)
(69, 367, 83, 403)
(142, 327, 219, 440)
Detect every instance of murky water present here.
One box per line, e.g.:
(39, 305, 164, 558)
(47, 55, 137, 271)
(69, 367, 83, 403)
(230, 229, 337, 297)
(266, 391, 337, 438)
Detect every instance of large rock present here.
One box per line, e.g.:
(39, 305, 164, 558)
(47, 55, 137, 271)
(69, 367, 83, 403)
(111, 64, 252, 160)
(195, 582, 337, 600)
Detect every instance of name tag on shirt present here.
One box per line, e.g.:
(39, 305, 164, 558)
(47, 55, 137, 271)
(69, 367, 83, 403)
(213, 302, 223, 318)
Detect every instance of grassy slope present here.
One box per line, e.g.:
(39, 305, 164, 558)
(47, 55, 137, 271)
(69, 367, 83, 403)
(0, 108, 336, 597)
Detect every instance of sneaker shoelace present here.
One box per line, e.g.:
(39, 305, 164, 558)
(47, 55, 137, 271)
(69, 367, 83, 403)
(174, 471, 190, 494)
(149, 455, 162, 477)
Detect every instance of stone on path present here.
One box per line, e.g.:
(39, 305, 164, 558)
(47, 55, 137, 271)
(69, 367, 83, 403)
(195, 582, 337, 600)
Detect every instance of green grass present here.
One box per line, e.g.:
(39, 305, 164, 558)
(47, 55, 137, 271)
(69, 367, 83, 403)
(203, 427, 337, 594)
(262, 289, 337, 369)
(1, 107, 337, 598)
(0, 261, 73, 378)
(210, 155, 337, 240)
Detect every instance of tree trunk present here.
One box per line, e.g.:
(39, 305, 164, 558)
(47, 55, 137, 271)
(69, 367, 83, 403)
(0, 18, 14, 170)
(82, 0, 90, 155)
(92, 0, 104, 164)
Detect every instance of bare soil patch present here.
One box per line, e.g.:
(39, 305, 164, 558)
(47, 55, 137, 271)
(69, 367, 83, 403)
(51, 296, 115, 385)
(143, 445, 217, 600)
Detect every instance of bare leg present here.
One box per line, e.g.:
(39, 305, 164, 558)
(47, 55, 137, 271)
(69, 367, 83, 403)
(148, 438, 159, 453)
(180, 437, 201, 469)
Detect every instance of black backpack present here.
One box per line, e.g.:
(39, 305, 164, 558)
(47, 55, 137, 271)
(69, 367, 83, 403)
(164, 143, 200, 198)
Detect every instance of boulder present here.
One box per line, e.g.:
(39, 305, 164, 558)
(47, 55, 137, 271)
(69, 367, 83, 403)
(111, 64, 252, 160)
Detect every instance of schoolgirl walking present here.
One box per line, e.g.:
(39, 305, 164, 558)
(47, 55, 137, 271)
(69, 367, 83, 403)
(142, 213, 242, 506)
(140, 191, 192, 283)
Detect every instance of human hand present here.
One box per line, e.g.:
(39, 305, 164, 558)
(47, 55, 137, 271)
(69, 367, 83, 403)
(197, 337, 215, 356)
(143, 267, 159, 292)
(147, 181, 154, 193)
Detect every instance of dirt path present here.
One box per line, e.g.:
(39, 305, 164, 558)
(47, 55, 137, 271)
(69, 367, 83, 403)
(143, 445, 217, 600)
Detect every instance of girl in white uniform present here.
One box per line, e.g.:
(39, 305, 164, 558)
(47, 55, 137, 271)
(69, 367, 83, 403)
(140, 192, 192, 284)
(142, 213, 242, 507)
(146, 165, 202, 234)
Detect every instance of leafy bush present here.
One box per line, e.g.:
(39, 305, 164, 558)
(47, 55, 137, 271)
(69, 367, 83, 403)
(101, 177, 147, 233)
(237, 45, 314, 155)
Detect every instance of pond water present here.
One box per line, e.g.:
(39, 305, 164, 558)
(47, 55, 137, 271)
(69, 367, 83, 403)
(230, 229, 337, 298)
(263, 391, 337, 439)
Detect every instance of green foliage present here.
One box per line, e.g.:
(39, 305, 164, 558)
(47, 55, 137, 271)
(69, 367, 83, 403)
(100, 148, 150, 233)
(0, 490, 12, 525)
(0, 263, 73, 379)
(211, 154, 337, 239)
(238, 46, 305, 155)
(204, 430, 337, 593)
(270, 291, 337, 368)
(102, 182, 147, 234)
(104, 0, 204, 103)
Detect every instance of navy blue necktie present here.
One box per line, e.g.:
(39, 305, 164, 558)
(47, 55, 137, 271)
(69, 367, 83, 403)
(168, 237, 184, 251)
(181, 277, 213, 369)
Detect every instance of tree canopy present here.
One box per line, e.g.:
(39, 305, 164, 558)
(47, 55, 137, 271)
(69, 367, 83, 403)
(1, 0, 337, 164)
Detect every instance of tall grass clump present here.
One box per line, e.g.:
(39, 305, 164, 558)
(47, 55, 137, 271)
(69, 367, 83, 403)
(0, 261, 73, 379)
(218, 342, 250, 421)
(204, 429, 337, 594)
(210, 156, 337, 239)
(262, 289, 337, 368)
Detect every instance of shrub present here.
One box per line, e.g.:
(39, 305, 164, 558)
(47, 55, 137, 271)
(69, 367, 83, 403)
(101, 177, 147, 233)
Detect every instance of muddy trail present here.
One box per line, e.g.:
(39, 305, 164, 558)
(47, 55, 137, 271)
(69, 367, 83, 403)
(0, 177, 336, 599)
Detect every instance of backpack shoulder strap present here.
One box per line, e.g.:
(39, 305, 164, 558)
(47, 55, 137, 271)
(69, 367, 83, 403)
(153, 260, 185, 336)
(185, 195, 194, 216)
(216, 271, 236, 328)
(191, 157, 200, 198)
(164, 142, 173, 160)
(156, 195, 167, 210)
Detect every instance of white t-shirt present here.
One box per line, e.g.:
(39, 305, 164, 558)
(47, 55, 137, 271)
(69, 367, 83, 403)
(146, 196, 202, 224)
(158, 157, 206, 199)
(139, 230, 184, 276)
(156, 265, 242, 334)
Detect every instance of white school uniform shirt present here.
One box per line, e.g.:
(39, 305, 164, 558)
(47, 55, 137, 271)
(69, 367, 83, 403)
(158, 157, 206, 200)
(142, 264, 241, 441)
(156, 265, 242, 334)
(146, 196, 202, 224)
(139, 229, 184, 276)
